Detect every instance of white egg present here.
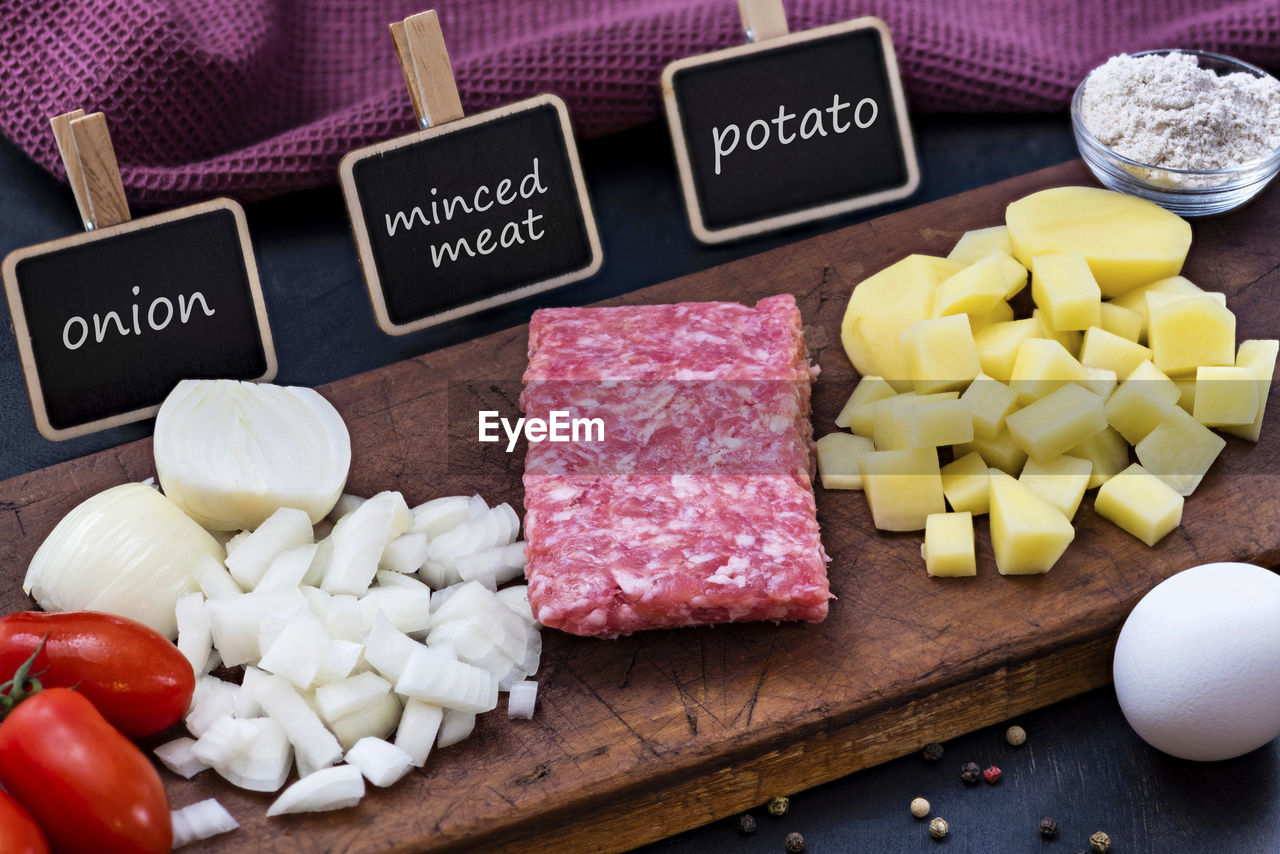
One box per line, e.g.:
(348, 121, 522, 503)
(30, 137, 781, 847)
(1113, 562, 1280, 761)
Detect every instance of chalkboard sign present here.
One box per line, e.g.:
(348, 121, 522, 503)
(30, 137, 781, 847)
(662, 16, 919, 243)
(2, 200, 276, 440)
(340, 94, 603, 335)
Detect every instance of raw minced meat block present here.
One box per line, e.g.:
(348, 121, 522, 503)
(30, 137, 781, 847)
(520, 294, 831, 637)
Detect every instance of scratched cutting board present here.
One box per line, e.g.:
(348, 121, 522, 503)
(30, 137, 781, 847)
(3, 161, 1280, 853)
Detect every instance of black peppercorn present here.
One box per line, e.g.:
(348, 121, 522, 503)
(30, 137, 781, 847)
(1038, 817, 1058, 838)
(785, 831, 805, 852)
(1090, 831, 1112, 852)
(960, 761, 981, 784)
(921, 741, 944, 762)
(737, 813, 756, 835)
(767, 795, 790, 817)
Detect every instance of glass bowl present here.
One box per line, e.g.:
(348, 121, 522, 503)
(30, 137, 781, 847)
(1071, 49, 1280, 217)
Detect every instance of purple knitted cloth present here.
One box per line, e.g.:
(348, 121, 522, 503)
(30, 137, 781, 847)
(2, 0, 1277, 206)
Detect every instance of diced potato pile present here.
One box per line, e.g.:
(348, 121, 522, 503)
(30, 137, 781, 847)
(827, 186, 1277, 576)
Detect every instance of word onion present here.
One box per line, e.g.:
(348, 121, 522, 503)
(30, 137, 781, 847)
(23, 483, 223, 638)
(154, 380, 351, 531)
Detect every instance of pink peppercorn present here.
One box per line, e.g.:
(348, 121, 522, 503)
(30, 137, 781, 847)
(983, 765, 1002, 784)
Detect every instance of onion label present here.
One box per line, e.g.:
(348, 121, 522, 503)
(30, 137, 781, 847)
(340, 12, 602, 335)
(2, 111, 275, 441)
(661, 9, 919, 243)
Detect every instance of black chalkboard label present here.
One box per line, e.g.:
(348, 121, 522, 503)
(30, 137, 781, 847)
(2, 199, 276, 440)
(339, 94, 603, 335)
(662, 17, 919, 243)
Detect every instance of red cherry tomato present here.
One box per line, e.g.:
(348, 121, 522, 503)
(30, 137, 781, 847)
(0, 789, 50, 854)
(0, 687, 171, 854)
(0, 611, 194, 738)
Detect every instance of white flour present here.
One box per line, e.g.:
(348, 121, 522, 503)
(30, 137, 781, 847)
(1081, 52, 1280, 171)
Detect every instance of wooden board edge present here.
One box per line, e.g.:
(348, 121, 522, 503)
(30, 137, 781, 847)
(1, 199, 277, 440)
(660, 16, 921, 245)
(338, 94, 604, 336)
(442, 631, 1117, 854)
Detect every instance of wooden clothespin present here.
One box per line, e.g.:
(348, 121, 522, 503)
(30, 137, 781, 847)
(389, 10, 465, 129)
(49, 110, 131, 231)
(738, 0, 789, 42)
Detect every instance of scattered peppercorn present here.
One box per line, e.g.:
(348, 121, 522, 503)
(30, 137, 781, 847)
(983, 765, 1002, 784)
(929, 817, 949, 839)
(1006, 725, 1027, 747)
(960, 761, 981, 784)
(767, 796, 790, 817)
(785, 831, 805, 852)
(910, 797, 930, 818)
(921, 741, 945, 762)
(1038, 817, 1058, 838)
(1090, 831, 1112, 852)
(737, 813, 757, 835)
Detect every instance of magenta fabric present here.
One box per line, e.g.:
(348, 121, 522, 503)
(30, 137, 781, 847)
(1, 0, 1278, 206)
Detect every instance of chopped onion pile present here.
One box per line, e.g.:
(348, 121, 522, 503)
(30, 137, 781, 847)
(158, 490, 541, 821)
(153, 380, 352, 531)
(171, 799, 239, 848)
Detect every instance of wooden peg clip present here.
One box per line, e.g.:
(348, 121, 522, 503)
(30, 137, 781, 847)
(390, 9, 465, 129)
(738, 0, 789, 42)
(49, 110, 130, 231)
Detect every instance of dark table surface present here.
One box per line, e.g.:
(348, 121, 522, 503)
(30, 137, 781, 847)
(2, 114, 1277, 854)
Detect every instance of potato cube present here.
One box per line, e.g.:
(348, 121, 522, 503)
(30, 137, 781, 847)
(1019, 455, 1092, 520)
(815, 432, 876, 490)
(1005, 383, 1106, 464)
(1009, 338, 1091, 404)
(1068, 427, 1130, 489)
(989, 471, 1075, 575)
(835, 375, 898, 434)
(1173, 378, 1196, 413)
(1031, 252, 1102, 331)
(932, 254, 1021, 317)
(1148, 293, 1236, 374)
(946, 225, 1013, 267)
(941, 451, 990, 515)
(1031, 309, 1082, 357)
(1135, 406, 1226, 496)
(922, 512, 976, 577)
(961, 374, 1018, 440)
(872, 393, 960, 449)
(1094, 463, 1183, 546)
(974, 318, 1042, 383)
(1221, 339, 1280, 442)
(1104, 360, 1180, 444)
(1145, 289, 1226, 316)
(953, 428, 1028, 476)
(859, 448, 945, 532)
(1099, 302, 1143, 343)
(842, 255, 961, 391)
(1193, 365, 1259, 426)
(1006, 187, 1192, 297)
(1109, 275, 1203, 342)
(897, 399, 974, 449)
(1079, 327, 1153, 379)
(901, 315, 982, 395)
(1082, 366, 1118, 401)
(968, 300, 1015, 332)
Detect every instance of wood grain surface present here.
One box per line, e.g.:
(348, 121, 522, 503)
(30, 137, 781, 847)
(2, 161, 1278, 853)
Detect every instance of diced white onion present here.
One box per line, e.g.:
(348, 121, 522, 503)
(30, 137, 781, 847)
(494, 584, 538, 626)
(362, 612, 423, 683)
(193, 554, 243, 600)
(258, 610, 331, 689)
(225, 507, 314, 589)
(256, 543, 319, 592)
(321, 492, 412, 595)
(267, 765, 365, 817)
(379, 532, 429, 574)
(255, 674, 343, 773)
(314, 639, 363, 685)
(192, 714, 260, 767)
(507, 681, 538, 720)
(212, 717, 292, 792)
(395, 647, 497, 713)
(328, 494, 366, 521)
(185, 676, 240, 737)
(344, 737, 414, 787)
(175, 592, 212, 675)
(436, 709, 476, 748)
(23, 483, 224, 638)
(315, 672, 392, 724)
(394, 699, 443, 767)
(410, 496, 469, 538)
(154, 379, 352, 531)
(358, 587, 432, 636)
(208, 588, 305, 667)
(154, 737, 210, 779)
(171, 799, 238, 848)
(328, 691, 402, 752)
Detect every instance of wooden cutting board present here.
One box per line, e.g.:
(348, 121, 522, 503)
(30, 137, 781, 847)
(3, 160, 1279, 853)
